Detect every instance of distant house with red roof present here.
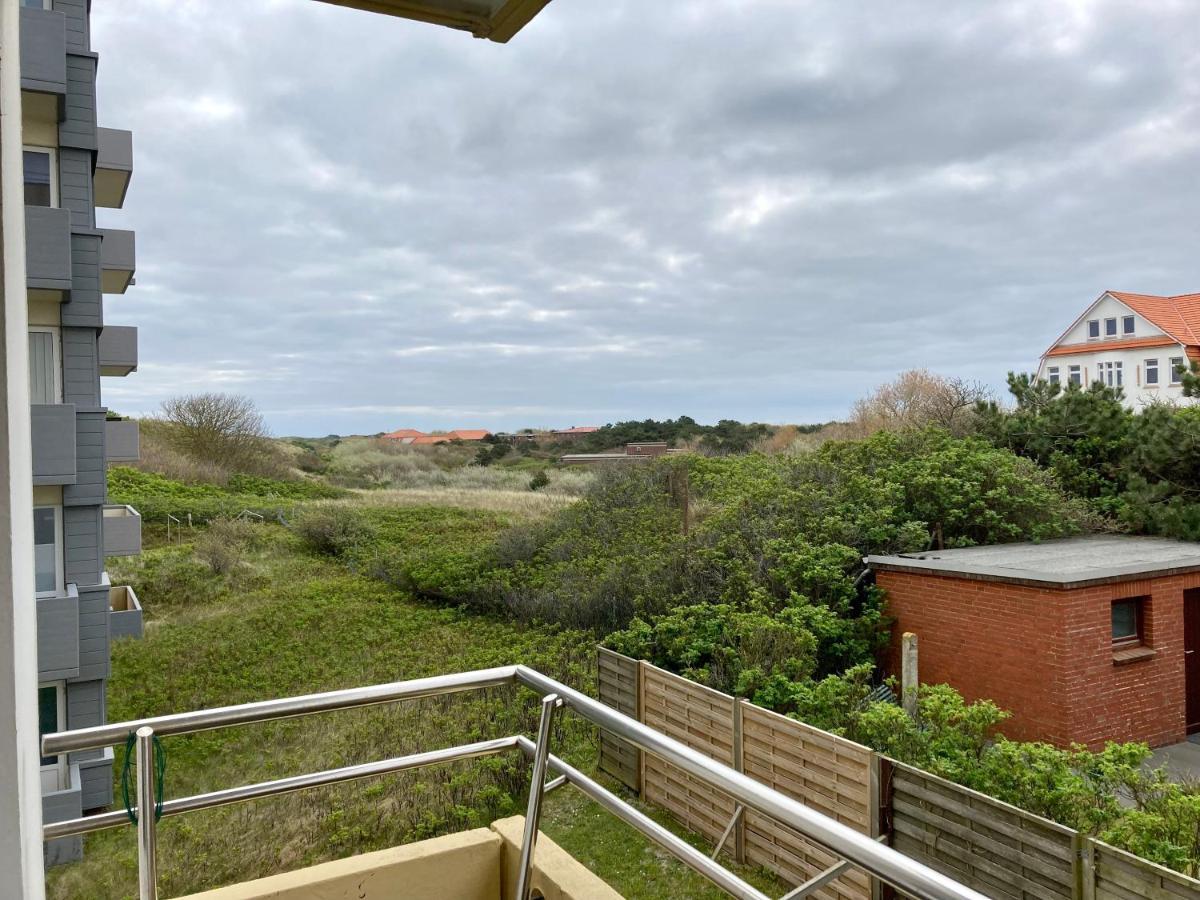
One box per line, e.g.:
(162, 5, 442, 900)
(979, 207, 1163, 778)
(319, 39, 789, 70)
(1037, 291, 1200, 407)
(383, 428, 492, 445)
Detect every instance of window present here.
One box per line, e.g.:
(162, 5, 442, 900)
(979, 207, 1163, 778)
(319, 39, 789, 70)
(22, 0, 52, 8)
(33, 506, 62, 597)
(1104, 318, 1117, 337)
(1100, 361, 1122, 387)
(1122, 316, 1135, 335)
(28, 328, 60, 405)
(22, 148, 55, 207)
(1047, 367, 1060, 385)
(39, 683, 65, 793)
(1068, 365, 1081, 385)
(1145, 359, 1159, 386)
(1111, 598, 1144, 648)
(1171, 356, 1186, 384)
(1087, 320, 1100, 339)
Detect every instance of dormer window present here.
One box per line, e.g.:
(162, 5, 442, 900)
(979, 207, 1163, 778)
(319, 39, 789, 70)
(1087, 320, 1100, 339)
(1122, 316, 1135, 335)
(1104, 318, 1117, 337)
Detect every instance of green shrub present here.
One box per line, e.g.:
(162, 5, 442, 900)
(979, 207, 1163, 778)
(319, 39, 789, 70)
(528, 470, 550, 491)
(293, 505, 376, 556)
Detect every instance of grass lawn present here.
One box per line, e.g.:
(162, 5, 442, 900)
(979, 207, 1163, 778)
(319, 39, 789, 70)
(47, 520, 783, 899)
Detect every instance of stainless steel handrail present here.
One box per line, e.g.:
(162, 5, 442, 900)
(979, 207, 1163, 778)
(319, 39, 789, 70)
(42, 665, 988, 900)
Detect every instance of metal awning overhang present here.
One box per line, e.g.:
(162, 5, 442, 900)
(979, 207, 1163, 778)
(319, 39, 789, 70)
(313, 0, 552, 42)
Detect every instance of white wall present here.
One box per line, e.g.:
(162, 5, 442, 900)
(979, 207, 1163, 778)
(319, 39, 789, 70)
(1056, 294, 1166, 345)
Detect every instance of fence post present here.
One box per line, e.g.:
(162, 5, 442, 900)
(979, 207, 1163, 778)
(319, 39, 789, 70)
(636, 660, 646, 797)
(1075, 835, 1096, 900)
(732, 700, 746, 864)
(901, 633, 919, 720)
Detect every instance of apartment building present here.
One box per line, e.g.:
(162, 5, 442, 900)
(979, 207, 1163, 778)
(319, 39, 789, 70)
(19, 0, 142, 864)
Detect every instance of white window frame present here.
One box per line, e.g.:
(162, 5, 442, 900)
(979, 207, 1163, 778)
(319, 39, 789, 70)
(1145, 359, 1159, 386)
(1046, 366, 1060, 385)
(1122, 316, 1135, 336)
(1087, 320, 1100, 340)
(28, 326, 61, 405)
(33, 504, 64, 599)
(1068, 364, 1082, 385)
(1104, 318, 1117, 338)
(39, 681, 66, 793)
(22, 145, 58, 208)
(1170, 356, 1186, 385)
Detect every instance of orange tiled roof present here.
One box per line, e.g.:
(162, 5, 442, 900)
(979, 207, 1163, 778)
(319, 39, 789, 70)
(383, 429, 426, 439)
(448, 430, 492, 441)
(1045, 336, 1179, 357)
(410, 435, 450, 445)
(1108, 291, 1200, 346)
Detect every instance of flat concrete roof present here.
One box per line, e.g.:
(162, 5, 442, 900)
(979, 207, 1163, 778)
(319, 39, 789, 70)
(866, 535, 1200, 588)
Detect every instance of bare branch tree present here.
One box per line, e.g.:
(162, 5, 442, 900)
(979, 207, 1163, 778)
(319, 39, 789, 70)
(159, 393, 276, 472)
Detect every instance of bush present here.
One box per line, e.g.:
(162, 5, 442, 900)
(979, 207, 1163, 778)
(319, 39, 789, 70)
(159, 393, 287, 477)
(528, 470, 550, 491)
(293, 504, 376, 556)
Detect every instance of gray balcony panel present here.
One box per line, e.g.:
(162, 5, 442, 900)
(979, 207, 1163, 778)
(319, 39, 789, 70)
(103, 504, 142, 557)
(95, 128, 133, 209)
(19, 7, 67, 95)
(42, 765, 83, 865)
(62, 231, 102, 328)
(64, 410, 106, 506)
(98, 325, 137, 376)
(99, 228, 135, 293)
(24, 206, 72, 292)
(37, 585, 80, 681)
(63, 505, 102, 588)
(77, 750, 114, 811)
(60, 54, 98, 152)
(109, 585, 143, 640)
(105, 419, 139, 463)
(31, 404, 77, 485)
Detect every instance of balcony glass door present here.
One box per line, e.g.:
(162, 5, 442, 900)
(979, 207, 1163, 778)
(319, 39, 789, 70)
(34, 506, 62, 596)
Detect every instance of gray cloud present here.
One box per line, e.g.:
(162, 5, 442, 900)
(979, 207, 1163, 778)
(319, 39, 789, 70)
(93, 0, 1200, 434)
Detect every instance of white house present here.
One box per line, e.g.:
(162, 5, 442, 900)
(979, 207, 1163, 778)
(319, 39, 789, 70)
(1036, 291, 1200, 408)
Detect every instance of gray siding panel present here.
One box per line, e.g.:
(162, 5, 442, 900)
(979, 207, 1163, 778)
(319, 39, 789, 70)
(62, 327, 100, 407)
(62, 231, 102, 328)
(63, 411, 106, 507)
(56, 0, 91, 54)
(58, 148, 95, 229)
(37, 591, 80, 681)
(75, 586, 110, 680)
(66, 678, 106, 731)
(59, 54, 98, 152)
(42, 767, 84, 865)
(31, 404, 77, 485)
(63, 505, 102, 588)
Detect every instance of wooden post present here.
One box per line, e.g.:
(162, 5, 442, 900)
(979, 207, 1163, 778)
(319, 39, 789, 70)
(901, 632, 919, 721)
(732, 700, 745, 864)
(636, 660, 646, 797)
(1076, 835, 1097, 900)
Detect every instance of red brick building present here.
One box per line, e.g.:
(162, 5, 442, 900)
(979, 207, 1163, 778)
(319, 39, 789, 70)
(868, 536, 1200, 749)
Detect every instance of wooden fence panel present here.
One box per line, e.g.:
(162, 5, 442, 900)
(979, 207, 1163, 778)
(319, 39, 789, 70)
(640, 663, 738, 845)
(596, 648, 641, 792)
(888, 760, 1077, 900)
(740, 702, 874, 900)
(1091, 839, 1200, 900)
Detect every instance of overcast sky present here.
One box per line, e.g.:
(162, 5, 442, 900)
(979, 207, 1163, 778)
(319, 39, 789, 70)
(92, 0, 1200, 436)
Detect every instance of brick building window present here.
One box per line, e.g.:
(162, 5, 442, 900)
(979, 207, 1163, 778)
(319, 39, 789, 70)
(1111, 598, 1144, 648)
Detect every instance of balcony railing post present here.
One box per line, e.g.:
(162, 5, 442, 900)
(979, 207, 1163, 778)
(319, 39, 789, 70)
(136, 726, 159, 900)
(516, 693, 561, 900)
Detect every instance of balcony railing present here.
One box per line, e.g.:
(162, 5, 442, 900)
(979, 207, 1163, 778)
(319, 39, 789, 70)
(102, 504, 142, 556)
(99, 228, 136, 293)
(31, 403, 76, 484)
(25, 206, 73, 293)
(105, 418, 140, 463)
(109, 585, 143, 640)
(42, 666, 985, 900)
(19, 6, 67, 95)
(99, 325, 138, 376)
(95, 128, 134, 209)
